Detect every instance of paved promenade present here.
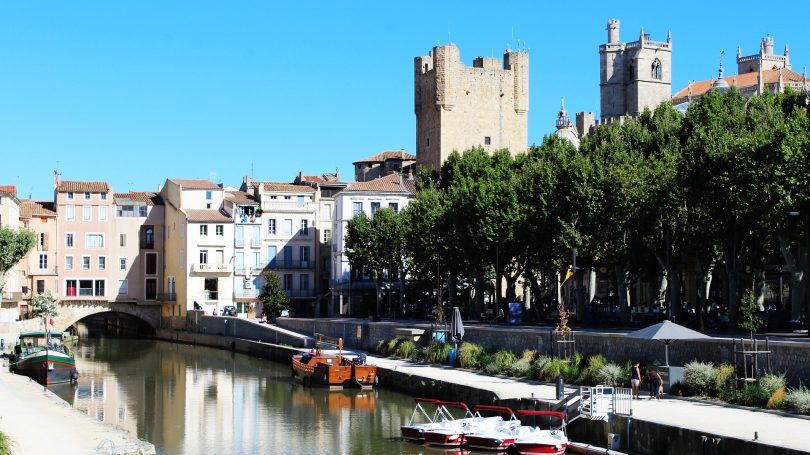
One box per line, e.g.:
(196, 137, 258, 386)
(0, 363, 154, 455)
(366, 354, 810, 452)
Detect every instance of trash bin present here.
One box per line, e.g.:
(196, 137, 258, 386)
(448, 348, 457, 367)
(608, 433, 621, 450)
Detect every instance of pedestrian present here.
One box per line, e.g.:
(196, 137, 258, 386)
(630, 361, 642, 399)
(649, 369, 663, 400)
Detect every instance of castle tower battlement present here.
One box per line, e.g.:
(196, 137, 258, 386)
(414, 43, 529, 170)
(599, 19, 672, 120)
(737, 36, 791, 74)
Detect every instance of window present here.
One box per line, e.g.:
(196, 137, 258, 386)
(119, 257, 127, 271)
(145, 278, 157, 300)
(67, 192, 74, 200)
(427, 137, 430, 147)
(139, 205, 147, 217)
(235, 252, 244, 272)
(66, 233, 74, 248)
(101, 192, 107, 200)
(65, 256, 73, 271)
(389, 202, 399, 213)
(267, 246, 277, 265)
(322, 204, 332, 220)
(145, 253, 157, 275)
(116, 205, 147, 217)
(353, 202, 363, 216)
(118, 280, 128, 295)
(300, 246, 310, 264)
(205, 191, 212, 200)
(119, 234, 127, 247)
(38, 254, 48, 270)
(323, 229, 332, 244)
(36, 280, 45, 294)
(283, 219, 293, 235)
(371, 202, 381, 215)
(82, 256, 90, 270)
(300, 274, 309, 291)
(216, 250, 224, 265)
(270, 195, 277, 200)
(99, 206, 108, 221)
(199, 250, 209, 264)
(83, 206, 91, 221)
(86, 234, 104, 248)
(284, 196, 291, 200)
(79, 280, 93, 296)
(300, 219, 308, 235)
(98, 256, 106, 271)
(297, 195, 305, 206)
(37, 233, 46, 251)
(268, 219, 277, 235)
(283, 274, 293, 290)
(215, 225, 223, 236)
(484, 136, 491, 145)
(143, 227, 154, 248)
(200, 225, 208, 236)
(651, 59, 662, 80)
(84, 192, 91, 200)
(66, 205, 74, 221)
(66, 280, 77, 297)
(253, 252, 261, 268)
(94, 280, 105, 297)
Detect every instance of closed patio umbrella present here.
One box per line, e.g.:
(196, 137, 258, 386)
(625, 320, 711, 366)
(450, 306, 465, 345)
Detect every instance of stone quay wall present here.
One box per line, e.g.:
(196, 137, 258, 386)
(275, 318, 810, 385)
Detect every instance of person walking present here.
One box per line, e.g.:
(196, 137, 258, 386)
(649, 369, 663, 400)
(630, 361, 642, 399)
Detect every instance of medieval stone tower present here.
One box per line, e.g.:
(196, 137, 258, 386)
(414, 44, 529, 170)
(600, 19, 672, 120)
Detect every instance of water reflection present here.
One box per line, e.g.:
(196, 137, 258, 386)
(68, 339, 423, 455)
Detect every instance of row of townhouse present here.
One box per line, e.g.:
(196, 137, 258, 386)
(0, 153, 417, 325)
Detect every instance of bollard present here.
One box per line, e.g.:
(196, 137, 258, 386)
(556, 375, 565, 400)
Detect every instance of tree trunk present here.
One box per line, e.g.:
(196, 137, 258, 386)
(374, 276, 383, 320)
(574, 269, 585, 323)
(670, 267, 682, 322)
(474, 267, 486, 320)
(725, 240, 740, 325)
(655, 254, 668, 310)
(753, 268, 766, 311)
(614, 265, 631, 324)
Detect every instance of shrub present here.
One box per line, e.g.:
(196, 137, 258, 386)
(578, 354, 607, 385)
(684, 361, 716, 396)
(540, 357, 580, 383)
(595, 362, 624, 387)
(521, 349, 538, 363)
(395, 340, 417, 360)
(785, 386, 810, 415)
(375, 339, 388, 355)
(737, 384, 769, 407)
(713, 364, 736, 399)
(759, 374, 786, 397)
(668, 381, 690, 397)
(423, 342, 451, 364)
(0, 431, 11, 455)
(458, 342, 486, 369)
(532, 355, 551, 380)
(510, 359, 533, 378)
(485, 361, 503, 375)
(767, 387, 786, 410)
(386, 338, 402, 356)
(494, 350, 518, 372)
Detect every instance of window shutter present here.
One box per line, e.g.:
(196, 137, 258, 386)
(43, 233, 49, 250)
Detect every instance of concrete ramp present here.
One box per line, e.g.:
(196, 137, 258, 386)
(193, 316, 314, 348)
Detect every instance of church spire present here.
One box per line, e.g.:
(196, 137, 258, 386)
(556, 97, 571, 129)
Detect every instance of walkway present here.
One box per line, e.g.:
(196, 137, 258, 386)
(0, 363, 155, 455)
(366, 355, 810, 452)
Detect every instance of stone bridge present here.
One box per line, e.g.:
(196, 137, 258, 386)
(51, 301, 162, 332)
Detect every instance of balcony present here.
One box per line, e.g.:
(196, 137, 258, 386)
(250, 239, 262, 248)
(235, 238, 245, 248)
(157, 292, 177, 302)
(285, 289, 315, 298)
(235, 267, 247, 276)
(234, 289, 260, 299)
(251, 266, 265, 275)
(140, 241, 155, 250)
(204, 290, 218, 301)
(266, 260, 313, 270)
(192, 263, 231, 275)
(1, 291, 24, 301)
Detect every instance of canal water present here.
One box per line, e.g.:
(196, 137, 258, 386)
(49, 338, 469, 455)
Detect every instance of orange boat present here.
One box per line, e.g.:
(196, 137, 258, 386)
(291, 334, 378, 390)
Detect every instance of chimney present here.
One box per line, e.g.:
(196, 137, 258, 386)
(335, 167, 340, 181)
(297, 171, 303, 184)
(53, 170, 61, 190)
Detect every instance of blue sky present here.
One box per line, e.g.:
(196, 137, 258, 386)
(1, 1, 807, 200)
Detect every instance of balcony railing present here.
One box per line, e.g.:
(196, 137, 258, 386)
(285, 289, 315, 298)
(235, 239, 245, 248)
(157, 292, 176, 302)
(234, 289, 260, 298)
(140, 241, 155, 250)
(251, 266, 265, 275)
(266, 260, 313, 270)
(250, 239, 262, 248)
(204, 290, 218, 301)
(192, 263, 231, 274)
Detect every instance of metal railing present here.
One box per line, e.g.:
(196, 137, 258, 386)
(250, 239, 262, 248)
(193, 263, 231, 273)
(157, 292, 176, 302)
(235, 239, 245, 248)
(285, 289, 315, 298)
(579, 386, 632, 419)
(234, 289, 260, 298)
(266, 260, 313, 270)
(204, 290, 218, 301)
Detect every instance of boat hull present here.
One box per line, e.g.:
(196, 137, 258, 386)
(423, 430, 465, 447)
(464, 434, 516, 451)
(292, 354, 377, 389)
(13, 351, 76, 385)
(512, 442, 567, 455)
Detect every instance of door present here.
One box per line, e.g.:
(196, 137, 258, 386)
(145, 278, 157, 300)
(283, 246, 292, 267)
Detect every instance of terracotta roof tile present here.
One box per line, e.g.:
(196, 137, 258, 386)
(56, 181, 110, 193)
(185, 209, 233, 223)
(114, 191, 163, 206)
(168, 179, 220, 190)
(259, 182, 316, 193)
(0, 185, 17, 197)
(353, 150, 416, 165)
(344, 173, 416, 194)
(225, 191, 258, 204)
(672, 68, 805, 102)
(19, 200, 57, 218)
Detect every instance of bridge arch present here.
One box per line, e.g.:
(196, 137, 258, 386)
(54, 301, 161, 334)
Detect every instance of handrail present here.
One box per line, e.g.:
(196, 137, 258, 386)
(437, 401, 470, 412)
(517, 410, 566, 420)
(474, 405, 516, 417)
